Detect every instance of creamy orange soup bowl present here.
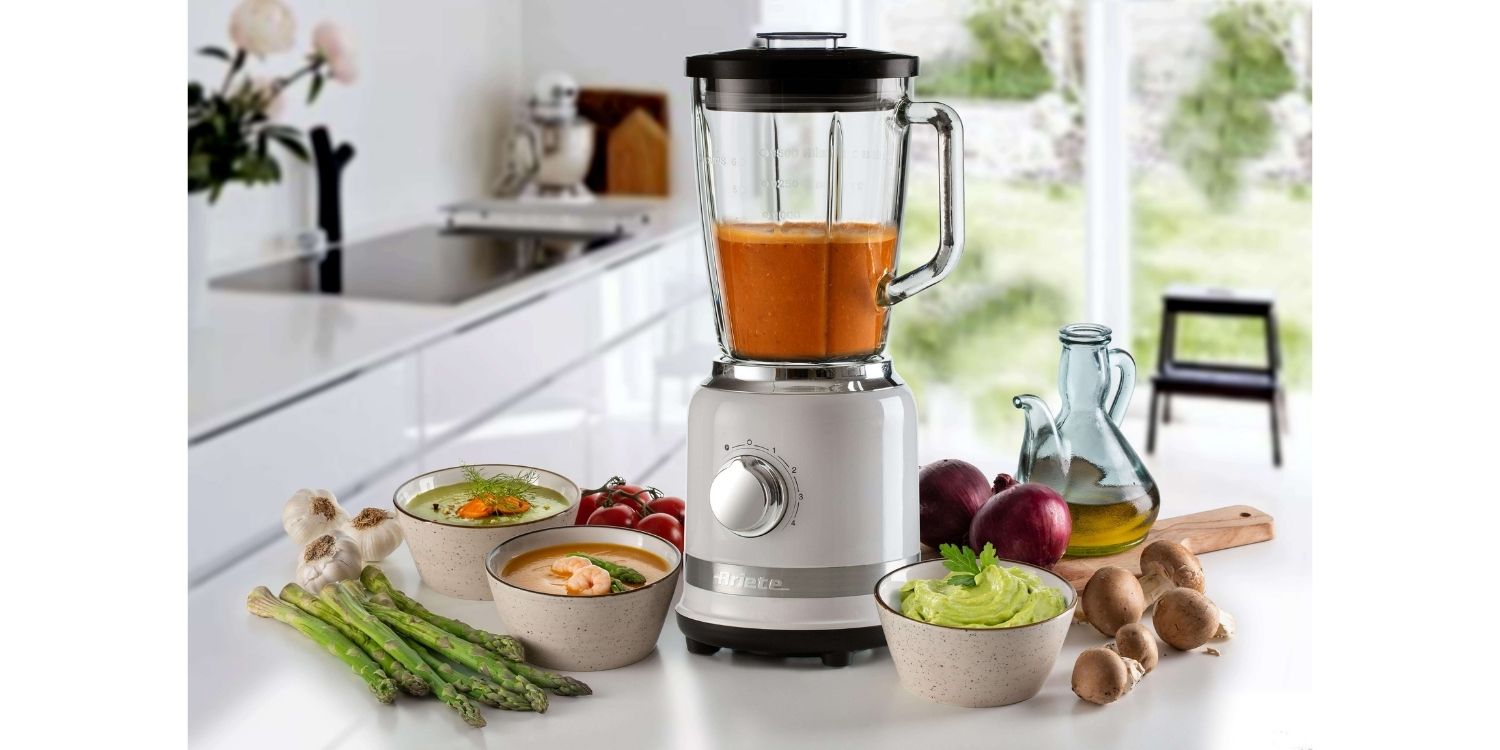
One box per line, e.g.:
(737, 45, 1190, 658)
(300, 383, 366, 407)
(485, 526, 683, 671)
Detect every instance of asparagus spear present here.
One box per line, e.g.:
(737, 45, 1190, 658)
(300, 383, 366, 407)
(566, 553, 645, 584)
(279, 583, 429, 697)
(364, 593, 591, 698)
(360, 597, 551, 711)
(246, 586, 396, 704)
(412, 642, 531, 712)
(360, 566, 525, 661)
(321, 582, 486, 728)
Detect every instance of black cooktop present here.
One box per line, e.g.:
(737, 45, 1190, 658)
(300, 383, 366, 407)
(214, 226, 621, 306)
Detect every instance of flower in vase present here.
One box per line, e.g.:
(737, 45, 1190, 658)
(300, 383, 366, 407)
(229, 0, 295, 58)
(312, 22, 358, 84)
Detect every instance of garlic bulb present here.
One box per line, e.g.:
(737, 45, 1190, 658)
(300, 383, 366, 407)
(283, 488, 348, 546)
(297, 532, 363, 593)
(344, 507, 404, 562)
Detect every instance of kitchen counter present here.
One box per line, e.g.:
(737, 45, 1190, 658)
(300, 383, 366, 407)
(189, 471, 1312, 750)
(189, 208, 699, 443)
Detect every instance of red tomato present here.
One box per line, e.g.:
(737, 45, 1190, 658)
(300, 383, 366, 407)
(576, 491, 608, 524)
(646, 496, 685, 523)
(609, 485, 654, 513)
(586, 505, 638, 529)
(637, 512, 684, 551)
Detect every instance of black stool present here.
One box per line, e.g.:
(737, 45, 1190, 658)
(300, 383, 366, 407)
(1146, 285, 1287, 466)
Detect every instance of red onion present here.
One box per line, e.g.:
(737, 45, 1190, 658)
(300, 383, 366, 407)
(969, 482, 1072, 569)
(918, 459, 991, 549)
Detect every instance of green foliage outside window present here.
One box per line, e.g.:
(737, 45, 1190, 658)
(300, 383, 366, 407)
(1164, 1, 1303, 210)
(920, 0, 1059, 101)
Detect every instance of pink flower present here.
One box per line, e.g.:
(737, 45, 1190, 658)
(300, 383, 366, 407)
(250, 77, 285, 120)
(312, 22, 358, 84)
(229, 0, 295, 59)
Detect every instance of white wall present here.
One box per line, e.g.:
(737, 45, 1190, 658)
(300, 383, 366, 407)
(518, 0, 760, 200)
(189, 0, 522, 271)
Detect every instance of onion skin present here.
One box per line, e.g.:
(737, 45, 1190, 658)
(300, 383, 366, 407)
(969, 482, 1072, 569)
(918, 459, 992, 549)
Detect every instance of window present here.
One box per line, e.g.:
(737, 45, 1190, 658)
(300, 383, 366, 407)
(758, 0, 1312, 465)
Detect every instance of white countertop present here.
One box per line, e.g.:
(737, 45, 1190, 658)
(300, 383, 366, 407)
(189, 482, 1312, 750)
(188, 210, 698, 442)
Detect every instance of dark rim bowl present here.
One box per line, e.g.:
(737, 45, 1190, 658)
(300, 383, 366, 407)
(485, 525, 683, 599)
(873, 557, 1078, 632)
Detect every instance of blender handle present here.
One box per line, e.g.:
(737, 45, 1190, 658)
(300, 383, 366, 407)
(885, 101, 964, 306)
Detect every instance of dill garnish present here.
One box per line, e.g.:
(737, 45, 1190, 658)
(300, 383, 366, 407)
(461, 464, 543, 501)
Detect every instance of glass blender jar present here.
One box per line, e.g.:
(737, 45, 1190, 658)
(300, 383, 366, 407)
(676, 33, 966, 667)
(690, 32, 964, 365)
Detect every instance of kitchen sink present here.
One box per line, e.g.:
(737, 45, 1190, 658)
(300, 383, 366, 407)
(213, 226, 623, 306)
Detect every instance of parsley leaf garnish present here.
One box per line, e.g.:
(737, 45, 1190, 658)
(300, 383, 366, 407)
(937, 542, 1001, 588)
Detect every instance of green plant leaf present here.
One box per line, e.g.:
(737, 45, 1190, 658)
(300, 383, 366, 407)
(939, 543, 982, 575)
(198, 46, 231, 61)
(227, 48, 246, 82)
(269, 132, 310, 162)
(977, 542, 1000, 571)
(947, 574, 977, 588)
(307, 73, 324, 104)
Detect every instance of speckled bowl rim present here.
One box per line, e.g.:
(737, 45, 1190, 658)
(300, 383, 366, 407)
(391, 463, 580, 530)
(873, 557, 1079, 632)
(484, 525, 683, 599)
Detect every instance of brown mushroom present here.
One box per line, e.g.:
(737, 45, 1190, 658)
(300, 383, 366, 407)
(1079, 566, 1147, 636)
(1071, 647, 1145, 705)
(1152, 588, 1222, 650)
(1107, 622, 1160, 672)
(1138, 540, 1205, 602)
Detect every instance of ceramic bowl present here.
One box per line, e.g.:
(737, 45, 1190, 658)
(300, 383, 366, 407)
(874, 559, 1077, 708)
(392, 464, 579, 600)
(485, 525, 682, 671)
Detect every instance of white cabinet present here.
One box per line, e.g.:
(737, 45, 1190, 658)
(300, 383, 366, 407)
(189, 228, 714, 586)
(188, 355, 420, 582)
(420, 368, 593, 490)
(419, 280, 600, 444)
(587, 298, 717, 481)
(596, 232, 705, 342)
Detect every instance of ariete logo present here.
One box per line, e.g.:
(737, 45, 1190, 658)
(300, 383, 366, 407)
(714, 571, 789, 591)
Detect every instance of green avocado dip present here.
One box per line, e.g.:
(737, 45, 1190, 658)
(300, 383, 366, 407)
(900, 564, 1067, 629)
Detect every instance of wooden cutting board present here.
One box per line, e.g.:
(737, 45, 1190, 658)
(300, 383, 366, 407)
(607, 108, 670, 196)
(576, 88, 669, 195)
(1054, 505, 1274, 591)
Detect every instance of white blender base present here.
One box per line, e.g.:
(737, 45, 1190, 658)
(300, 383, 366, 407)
(676, 583, 879, 631)
(675, 363, 920, 667)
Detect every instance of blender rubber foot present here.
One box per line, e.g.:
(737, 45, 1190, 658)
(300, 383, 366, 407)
(685, 637, 721, 656)
(819, 651, 851, 668)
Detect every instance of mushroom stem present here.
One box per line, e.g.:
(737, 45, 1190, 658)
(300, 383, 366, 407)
(1137, 571, 1177, 607)
(1213, 610, 1236, 641)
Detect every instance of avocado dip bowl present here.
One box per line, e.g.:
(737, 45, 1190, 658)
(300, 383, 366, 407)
(874, 558, 1077, 708)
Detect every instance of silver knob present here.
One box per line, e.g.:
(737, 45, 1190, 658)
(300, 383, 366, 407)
(708, 455, 786, 537)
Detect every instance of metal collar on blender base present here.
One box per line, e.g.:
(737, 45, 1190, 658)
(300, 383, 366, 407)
(703, 359, 904, 394)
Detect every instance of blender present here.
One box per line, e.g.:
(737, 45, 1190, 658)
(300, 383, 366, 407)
(676, 32, 965, 667)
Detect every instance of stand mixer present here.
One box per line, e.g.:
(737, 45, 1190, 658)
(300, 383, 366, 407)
(675, 33, 965, 667)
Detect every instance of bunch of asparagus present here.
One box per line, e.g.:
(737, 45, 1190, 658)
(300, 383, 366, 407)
(246, 565, 591, 729)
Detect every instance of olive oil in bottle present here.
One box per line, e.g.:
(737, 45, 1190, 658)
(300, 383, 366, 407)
(1032, 456, 1160, 556)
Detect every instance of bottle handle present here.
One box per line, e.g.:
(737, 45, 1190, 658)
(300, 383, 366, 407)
(1106, 347, 1137, 425)
(885, 100, 964, 306)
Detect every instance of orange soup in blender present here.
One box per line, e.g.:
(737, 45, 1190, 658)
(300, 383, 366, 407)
(715, 222, 898, 361)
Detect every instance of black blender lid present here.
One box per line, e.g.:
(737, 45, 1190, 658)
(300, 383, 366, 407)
(686, 32, 918, 80)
